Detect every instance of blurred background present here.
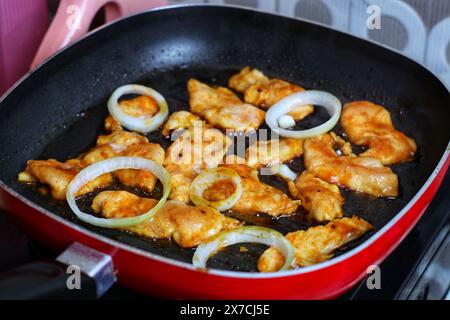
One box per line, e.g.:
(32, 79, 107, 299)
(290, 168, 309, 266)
(1, 0, 450, 94)
(171, 0, 450, 86)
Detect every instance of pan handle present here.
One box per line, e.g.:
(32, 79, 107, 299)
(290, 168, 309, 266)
(0, 242, 116, 299)
(31, 0, 167, 69)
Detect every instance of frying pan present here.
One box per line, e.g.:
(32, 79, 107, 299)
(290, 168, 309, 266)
(0, 5, 449, 299)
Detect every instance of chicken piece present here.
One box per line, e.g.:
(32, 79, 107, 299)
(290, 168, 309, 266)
(83, 129, 148, 164)
(245, 79, 305, 109)
(92, 190, 157, 218)
(19, 127, 162, 200)
(96, 130, 149, 152)
(216, 164, 300, 216)
(228, 66, 269, 92)
(115, 143, 165, 193)
(117, 95, 159, 117)
(188, 79, 265, 132)
(162, 111, 203, 137)
(104, 95, 159, 132)
(330, 132, 353, 156)
(229, 67, 314, 121)
(105, 115, 122, 132)
(92, 191, 243, 248)
(304, 133, 398, 197)
(341, 101, 417, 165)
(245, 138, 304, 169)
(80, 145, 119, 165)
(164, 113, 232, 203)
(20, 159, 112, 200)
(258, 216, 373, 271)
(90, 130, 164, 193)
(288, 171, 344, 222)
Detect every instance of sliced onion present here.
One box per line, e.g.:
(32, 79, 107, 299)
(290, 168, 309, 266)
(193, 226, 295, 271)
(189, 167, 243, 211)
(265, 90, 341, 139)
(107, 84, 169, 133)
(269, 164, 297, 181)
(278, 115, 296, 128)
(66, 157, 170, 228)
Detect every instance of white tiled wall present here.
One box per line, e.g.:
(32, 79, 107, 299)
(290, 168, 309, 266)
(169, 0, 450, 88)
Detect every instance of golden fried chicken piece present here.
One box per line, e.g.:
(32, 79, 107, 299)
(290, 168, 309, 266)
(288, 171, 344, 222)
(81, 128, 148, 165)
(229, 67, 314, 121)
(341, 101, 417, 165)
(217, 164, 300, 216)
(19, 159, 112, 200)
(304, 133, 398, 197)
(329, 132, 353, 156)
(258, 216, 373, 271)
(20, 128, 164, 199)
(245, 138, 304, 169)
(245, 79, 305, 109)
(164, 112, 232, 203)
(96, 130, 148, 153)
(228, 66, 268, 92)
(105, 115, 122, 132)
(92, 191, 242, 248)
(162, 111, 203, 137)
(115, 143, 165, 193)
(118, 95, 159, 117)
(188, 79, 265, 132)
(104, 95, 159, 132)
(80, 145, 118, 165)
(80, 129, 164, 193)
(92, 190, 157, 218)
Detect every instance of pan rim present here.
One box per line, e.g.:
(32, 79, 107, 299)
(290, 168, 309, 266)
(0, 4, 449, 279)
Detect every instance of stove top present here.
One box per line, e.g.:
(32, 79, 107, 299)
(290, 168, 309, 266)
(1, 172, 449, 300)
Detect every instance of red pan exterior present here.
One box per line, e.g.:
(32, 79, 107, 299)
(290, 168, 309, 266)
(1, 155, 448, 299)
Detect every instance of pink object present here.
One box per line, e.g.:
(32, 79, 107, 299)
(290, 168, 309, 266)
(0, 0, 48, 95)
(31, 0, 167, 69)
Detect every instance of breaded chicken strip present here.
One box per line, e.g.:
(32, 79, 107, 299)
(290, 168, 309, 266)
(19, 129, 164, 199)
(229, 67, 268, 92)
(92, 191, 242, 248)
(84, 130, 164, 193)
(211, 164, 300, 217)
(229, 67, 314, 121)
(304, 133, 398, 197)
(18, 159, 112, 200)
(115, 143, 165, 193)
(288, 171, 344, 222)
(96, 130, 148, 153)
(245, 138, 304, 169)
(341, 101, 417, 165)
(188, 79, 265, 132)
(258, 216, 373, 271)
(162, 111, 203, 137)
(164, 112, 232, 203)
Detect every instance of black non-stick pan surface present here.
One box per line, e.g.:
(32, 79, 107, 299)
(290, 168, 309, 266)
(0, 5, 449, 272)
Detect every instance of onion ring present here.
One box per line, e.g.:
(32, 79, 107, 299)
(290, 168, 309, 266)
(189, 167, 243, 211)
(66, 157, 170, 228)
(193, 226, 295, 271)
(107, 84, 169, 133)
(265, 90, 341, 139)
